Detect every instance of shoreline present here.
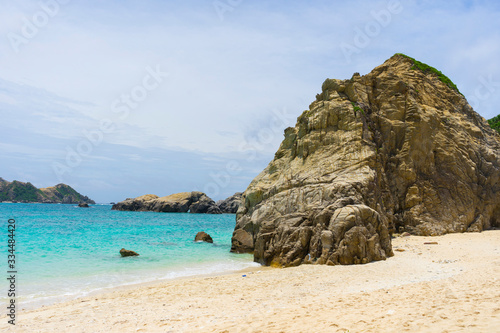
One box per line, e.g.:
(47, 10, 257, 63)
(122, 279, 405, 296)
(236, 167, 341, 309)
(15, 259, 264, 312)
(2, 231, 499, 332)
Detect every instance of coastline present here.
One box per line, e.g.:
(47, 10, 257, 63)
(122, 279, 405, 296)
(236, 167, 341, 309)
(0, 204, 251, 313)
(12, 258, 263, 312)
(2, 231, 499, 332)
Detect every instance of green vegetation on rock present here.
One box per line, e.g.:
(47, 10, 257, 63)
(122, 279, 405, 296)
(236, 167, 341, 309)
(52, 184, 79, 198)
(0, 181, 40, 202)
(488, 114, 500, 133)
(395, 53, 461, 94)
(351, 102, 364, 115)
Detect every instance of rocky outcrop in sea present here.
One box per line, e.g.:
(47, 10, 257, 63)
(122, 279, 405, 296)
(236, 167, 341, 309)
(112, 191, 243, 214)
(231, 53, 500, 267)
(111, 191, 218, 213)
(216, 192, 243, 213)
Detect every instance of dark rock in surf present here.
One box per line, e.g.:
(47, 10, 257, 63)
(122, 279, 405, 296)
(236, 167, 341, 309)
(194, 232, 213, 243)
(120, 248, 139, 257)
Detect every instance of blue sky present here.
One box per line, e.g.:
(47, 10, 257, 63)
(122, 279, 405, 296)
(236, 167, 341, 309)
(1, 0, 499, 203)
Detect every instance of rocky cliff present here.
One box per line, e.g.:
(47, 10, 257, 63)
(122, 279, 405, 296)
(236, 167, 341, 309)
(0, 178, 95, 204)
(231, 53, 500, 267)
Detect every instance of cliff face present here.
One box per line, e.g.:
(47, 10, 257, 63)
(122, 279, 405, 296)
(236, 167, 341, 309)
(231, 54, 500, 267)
(0, 179, 95, 204)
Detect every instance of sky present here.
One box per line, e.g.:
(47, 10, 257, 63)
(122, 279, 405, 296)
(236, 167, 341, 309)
(1, 0, 499, 203)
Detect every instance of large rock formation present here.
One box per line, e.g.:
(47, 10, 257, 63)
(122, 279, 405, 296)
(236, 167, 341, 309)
(0, 178, 95, 204)
(231, 53, 500, 267)
(112, 191, 219, 213)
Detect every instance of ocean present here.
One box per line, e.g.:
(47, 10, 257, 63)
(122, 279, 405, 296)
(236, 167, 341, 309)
(1, 203, 258, 310)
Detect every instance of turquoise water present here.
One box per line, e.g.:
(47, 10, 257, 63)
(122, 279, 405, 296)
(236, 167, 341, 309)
(0, 203, 257, 309)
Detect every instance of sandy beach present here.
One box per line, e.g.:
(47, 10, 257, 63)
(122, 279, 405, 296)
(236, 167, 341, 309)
(2, 231, 499, 332)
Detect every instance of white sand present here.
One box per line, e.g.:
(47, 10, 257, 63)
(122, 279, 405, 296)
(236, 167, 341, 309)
(1, 231, 499, 332)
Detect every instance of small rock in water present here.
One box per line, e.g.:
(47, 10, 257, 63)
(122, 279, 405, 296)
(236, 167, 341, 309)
(78, 203, 89, 208)
(120, 248, 139, 257)
(194, 231, 213, 243)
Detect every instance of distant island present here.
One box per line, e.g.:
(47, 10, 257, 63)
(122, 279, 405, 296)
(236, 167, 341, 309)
(0, 178, 95, 204)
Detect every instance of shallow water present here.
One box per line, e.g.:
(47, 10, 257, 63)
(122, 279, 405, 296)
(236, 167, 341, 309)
(0, 203, 257, 309)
